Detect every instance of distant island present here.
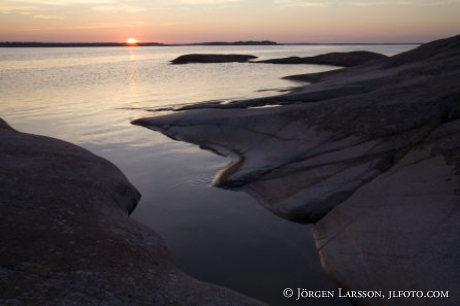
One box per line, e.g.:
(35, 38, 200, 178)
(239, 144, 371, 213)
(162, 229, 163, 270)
(0, 40, 279, 48)
(185, 40, 278, 46)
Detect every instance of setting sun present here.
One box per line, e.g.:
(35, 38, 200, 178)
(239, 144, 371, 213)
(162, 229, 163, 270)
(125, 37, 139, 45)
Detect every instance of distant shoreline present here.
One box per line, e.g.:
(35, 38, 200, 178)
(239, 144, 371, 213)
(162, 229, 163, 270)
(0, 41, 419, 48)
(0, 42, 165, 48)
(0, 41, 277, 48)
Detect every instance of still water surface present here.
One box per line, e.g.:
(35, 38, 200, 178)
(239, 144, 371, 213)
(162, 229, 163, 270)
(0, 44, 415, 305)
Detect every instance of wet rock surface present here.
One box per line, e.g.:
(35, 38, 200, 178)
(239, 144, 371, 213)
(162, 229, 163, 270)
(133, 34, 460, 305)
(0, 119, 266, 306)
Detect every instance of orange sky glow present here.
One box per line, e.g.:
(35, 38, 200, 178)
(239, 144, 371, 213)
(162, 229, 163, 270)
(1, 0, 459, 43)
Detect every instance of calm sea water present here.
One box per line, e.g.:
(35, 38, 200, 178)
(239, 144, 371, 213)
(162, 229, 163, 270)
(0, 44, 415, 305)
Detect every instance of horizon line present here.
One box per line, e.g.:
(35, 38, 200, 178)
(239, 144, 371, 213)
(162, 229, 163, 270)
(0, 40, 422, 47)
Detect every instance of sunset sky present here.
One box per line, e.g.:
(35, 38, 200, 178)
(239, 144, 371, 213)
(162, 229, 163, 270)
(1, 0, 459, 43)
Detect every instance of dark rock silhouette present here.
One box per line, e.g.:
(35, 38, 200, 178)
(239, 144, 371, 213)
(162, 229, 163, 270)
(0, 119, 266, 306)
(171, 54, 258, 64)
(255, 51, 388, 67)
(171, 51, 386, 67)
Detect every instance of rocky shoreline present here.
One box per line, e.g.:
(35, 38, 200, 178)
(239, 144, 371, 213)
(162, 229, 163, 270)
(2, 34, 459, 306)
(0, 119, 266, 306)
(133, 34, 460, 305)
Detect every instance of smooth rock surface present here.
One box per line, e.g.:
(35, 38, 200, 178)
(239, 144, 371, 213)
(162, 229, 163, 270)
(171, 53, 258, 64)
(314, 120, 460, 306)
(133, 34, 460, 305)
(0, 119, 266, 306)
(254, 51, 388, 67)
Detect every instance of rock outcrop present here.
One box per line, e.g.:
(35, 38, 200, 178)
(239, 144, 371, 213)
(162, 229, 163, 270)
(171, 54, 258, 64)
(171, 51, 385, 67)
(254, 51, 388, 67)
(0, 119, 266, 306)
(133, 34, 460, 305)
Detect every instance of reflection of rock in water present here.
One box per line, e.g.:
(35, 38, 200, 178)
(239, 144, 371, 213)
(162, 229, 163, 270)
(0, 119, 266, 306)
(133, 34, 460, 306)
